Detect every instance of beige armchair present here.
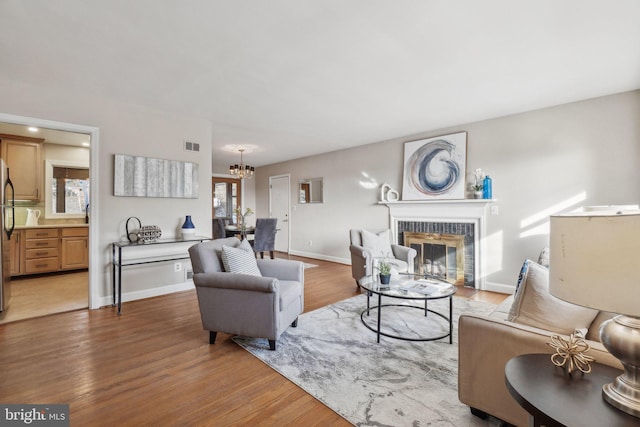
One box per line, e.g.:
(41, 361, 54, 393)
(188, 237, 304, 350)
(349, 229, 417, 288)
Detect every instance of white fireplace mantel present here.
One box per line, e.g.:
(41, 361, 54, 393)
(379, 199, 496, 290)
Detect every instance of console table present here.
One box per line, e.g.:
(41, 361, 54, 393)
(505, 353, 637, 427)
(111, 236, 210, 315)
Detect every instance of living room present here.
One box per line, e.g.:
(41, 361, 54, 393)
(1, 1, 639, 426)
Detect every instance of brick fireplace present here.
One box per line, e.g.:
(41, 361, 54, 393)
(380, 199, 492, 289)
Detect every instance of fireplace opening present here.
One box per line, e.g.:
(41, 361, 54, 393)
(398, 221, 475, 287)
(405, 232, 464, 286)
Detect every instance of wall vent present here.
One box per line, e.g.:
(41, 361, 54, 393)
(185, 269, 194, 281)
(184, 141, 200, 152)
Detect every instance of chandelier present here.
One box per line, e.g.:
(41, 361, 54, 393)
(229, 148, 255, 179)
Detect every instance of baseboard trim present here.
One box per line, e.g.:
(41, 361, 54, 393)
(483, 281, 515, 295)
(98, 281, 195, 308)
(288, 250, 350, 265)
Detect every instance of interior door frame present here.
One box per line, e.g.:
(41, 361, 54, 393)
(0, 113, 100, 309)
(269, 174, 290, 254)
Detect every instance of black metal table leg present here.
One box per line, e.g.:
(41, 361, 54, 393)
(365, 290, 372, 316)
(117, 246, 122, 315)
(449, 296, 453, 344)
(376, 293, 382, 343)
(111, 244, 116, 307)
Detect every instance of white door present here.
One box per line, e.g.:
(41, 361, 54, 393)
(269, 174, 290, 253)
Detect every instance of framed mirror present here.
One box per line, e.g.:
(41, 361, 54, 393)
(299, 177, 323, 204)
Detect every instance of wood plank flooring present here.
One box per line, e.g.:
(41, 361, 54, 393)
(0, 271, 88, 325)
(0, 255, 507, 426)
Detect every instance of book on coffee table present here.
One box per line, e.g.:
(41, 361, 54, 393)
(400, 281, 441, 295)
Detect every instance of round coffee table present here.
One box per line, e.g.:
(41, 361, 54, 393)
(357, 274, 455, 343)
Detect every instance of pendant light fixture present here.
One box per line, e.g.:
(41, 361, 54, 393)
(229, 148, 254, 179)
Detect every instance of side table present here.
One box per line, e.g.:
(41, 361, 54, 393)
(111, 236, 210, 315)
(505, 353, 637, 427)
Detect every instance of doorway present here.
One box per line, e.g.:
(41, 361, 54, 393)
(269, 174, 290, 253)
(212, 177, 242, 224)
(0, 113, 98, 323)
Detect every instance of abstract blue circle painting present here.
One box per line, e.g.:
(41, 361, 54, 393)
(402, 131, 467, 200)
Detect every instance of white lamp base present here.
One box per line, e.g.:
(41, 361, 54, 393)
(600, 315, 640, 418)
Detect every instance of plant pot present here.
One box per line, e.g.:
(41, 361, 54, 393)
(379, 274, 391, 285)
(474, 191, 483, 199)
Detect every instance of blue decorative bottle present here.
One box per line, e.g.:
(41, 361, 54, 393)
(482, 176, 492, 199)
(181, 215, 196, 238)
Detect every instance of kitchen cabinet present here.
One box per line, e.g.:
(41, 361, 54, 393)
(25, 228, 59, 274)
(10, 226, 89, 276)
(9, 229, 23, 276)
(0, 135, 44, 201)
(60, 227, 89, 270)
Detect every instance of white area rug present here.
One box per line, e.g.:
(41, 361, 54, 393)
(233, 294, 502, 426)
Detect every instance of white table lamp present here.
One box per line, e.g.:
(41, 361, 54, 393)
(549, 209, 640, 418)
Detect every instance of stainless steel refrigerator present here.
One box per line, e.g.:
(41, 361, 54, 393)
(0, 159, 15, 312)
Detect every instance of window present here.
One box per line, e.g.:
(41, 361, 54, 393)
(212, 177, 241, 224)
(52, 167, 90, 214)
(44, 160, 90, 219)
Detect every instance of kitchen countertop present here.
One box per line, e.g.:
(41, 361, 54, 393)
(15, 224, 89, 229)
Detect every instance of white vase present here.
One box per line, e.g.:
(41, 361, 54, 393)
(474, 191, 483, 199)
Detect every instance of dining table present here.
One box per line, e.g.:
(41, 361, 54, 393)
(224, 225, 255, 240)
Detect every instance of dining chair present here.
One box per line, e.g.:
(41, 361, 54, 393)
(212, 218, 226, 239)
(253, 218, 278, 259)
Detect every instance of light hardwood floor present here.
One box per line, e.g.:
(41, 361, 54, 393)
(0, 255, 506, 426)
(0, 271, 88, 325)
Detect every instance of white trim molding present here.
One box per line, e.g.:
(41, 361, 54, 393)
(380, 199, 496, 291)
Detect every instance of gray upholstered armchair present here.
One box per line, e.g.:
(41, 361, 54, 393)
(188, 237, 304, 350)
(349, 229, 417, 288)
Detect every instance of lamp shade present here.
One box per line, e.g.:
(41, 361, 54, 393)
(549, 210, 640, 317)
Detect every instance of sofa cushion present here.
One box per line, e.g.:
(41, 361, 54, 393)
(221, 240, 262, 277)
(507, 259, 598, 335)
(537, 247, 550, 268)
(489, 295, 514, 321)
(361, 229, 393, 258)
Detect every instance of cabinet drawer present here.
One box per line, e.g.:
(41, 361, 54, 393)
(25, 257, 59, 274)
(25, 238, 58, 249)
(61, 227, 89, 237)
(26, 247, 59, 259)
(26, 229, 59, 239)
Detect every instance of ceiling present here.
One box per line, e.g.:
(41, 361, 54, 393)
(1, 1, 639, 171)
(0, 122, 90, 147)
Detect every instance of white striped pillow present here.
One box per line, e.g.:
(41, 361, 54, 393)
(221, 243, 262, 276)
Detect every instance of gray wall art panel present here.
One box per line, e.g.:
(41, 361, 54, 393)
(114, 154, 199, 198)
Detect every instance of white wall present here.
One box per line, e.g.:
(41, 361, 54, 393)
(0, 78, 212, 307)
(255, 90, 640, 291)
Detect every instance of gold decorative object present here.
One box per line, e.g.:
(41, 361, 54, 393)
(547, 333, 595, 375)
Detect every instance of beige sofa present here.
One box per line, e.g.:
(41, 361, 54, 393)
(458, 261, 622, 426)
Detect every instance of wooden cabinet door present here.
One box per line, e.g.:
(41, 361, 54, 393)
(1, 139, 42, 201)
(9, 230, 23, 276)
(61, 237, 88, 270)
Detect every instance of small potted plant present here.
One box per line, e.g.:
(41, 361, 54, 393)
(378, 261, 392, 285)
(473, 168, 484, 199)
